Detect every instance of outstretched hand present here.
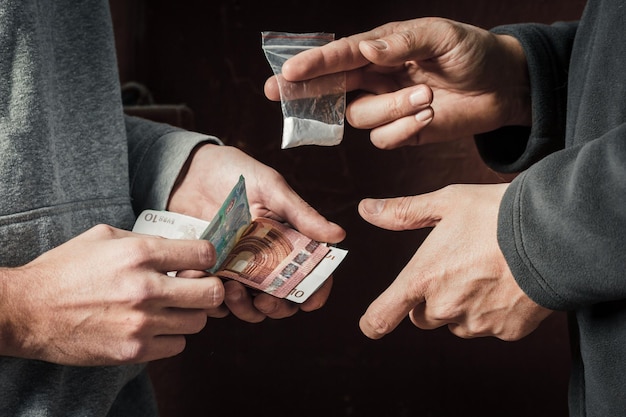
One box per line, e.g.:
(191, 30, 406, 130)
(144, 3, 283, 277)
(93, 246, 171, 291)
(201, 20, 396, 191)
(265, 17, 531, 148)
(357, 183, 553, 341)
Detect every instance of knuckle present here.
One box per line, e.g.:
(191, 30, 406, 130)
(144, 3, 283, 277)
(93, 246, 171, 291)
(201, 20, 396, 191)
(429, 303, 460, 322)
(448, 324, 469, 339)
(123, 312, 152, 334)
(497, 326, 526, 342)
(89, 223, 117, 239)
(386, 94, 410, 121)
(199, 279, 225, 307)
(391, 196, 418, 228)
(463, 320, 491, 337)
(119, 238, 154, 269)
(394, 30, 419, 53)
(116, 340, 145, 363)
(195, 239, 216, 266)
(329, 37, 352, 60)
(406, 276, 430, 304)
(114, 327, 155, 363)
(122, 278, 158, 306)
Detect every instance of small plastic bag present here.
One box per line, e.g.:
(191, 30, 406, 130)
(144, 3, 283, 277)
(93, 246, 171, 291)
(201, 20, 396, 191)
(262, 31, 346, 149)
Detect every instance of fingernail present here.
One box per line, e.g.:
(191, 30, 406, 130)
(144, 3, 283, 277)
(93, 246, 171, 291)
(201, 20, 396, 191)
(409, 89, 429, 106)
(415, 107, 433, 122)
(362, 199, 385, 215)
(212, 283, 225, 305)
(364, 39, 388, 51)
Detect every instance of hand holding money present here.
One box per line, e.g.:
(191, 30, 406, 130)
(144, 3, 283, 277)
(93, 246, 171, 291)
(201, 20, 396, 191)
(133, 176, 347, 303)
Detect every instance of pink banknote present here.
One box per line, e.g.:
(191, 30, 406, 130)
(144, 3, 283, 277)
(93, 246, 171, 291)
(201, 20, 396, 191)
(215, 217, 330, 298)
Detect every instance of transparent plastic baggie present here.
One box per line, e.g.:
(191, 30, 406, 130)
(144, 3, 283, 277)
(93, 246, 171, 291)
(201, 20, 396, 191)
(262, 31, 346, 149)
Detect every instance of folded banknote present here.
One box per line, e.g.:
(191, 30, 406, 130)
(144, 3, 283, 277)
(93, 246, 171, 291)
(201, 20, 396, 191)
(132, 176, 347, 303)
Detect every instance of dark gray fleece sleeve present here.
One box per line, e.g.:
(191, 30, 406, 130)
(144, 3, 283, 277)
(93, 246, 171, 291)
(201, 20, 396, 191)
(498, 131, 626, 310)
(474, 21, 626, 310)
(475, 21, 577, 173)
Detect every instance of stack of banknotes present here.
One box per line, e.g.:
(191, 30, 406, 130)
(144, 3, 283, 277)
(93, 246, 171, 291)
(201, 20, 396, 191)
(132, 176, 347, 303)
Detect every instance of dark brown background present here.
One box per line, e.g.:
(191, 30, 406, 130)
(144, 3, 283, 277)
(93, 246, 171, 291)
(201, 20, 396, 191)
(110, 1, 586, 416)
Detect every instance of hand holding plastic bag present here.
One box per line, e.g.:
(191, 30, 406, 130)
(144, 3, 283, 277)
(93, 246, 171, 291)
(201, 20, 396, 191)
(262, 31, 346, 149)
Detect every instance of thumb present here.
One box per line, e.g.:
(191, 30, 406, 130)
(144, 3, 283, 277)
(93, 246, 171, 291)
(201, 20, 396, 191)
(268, 181, 346, 244)
(263, 75, 281, 101)
(358, 195, 440, 231)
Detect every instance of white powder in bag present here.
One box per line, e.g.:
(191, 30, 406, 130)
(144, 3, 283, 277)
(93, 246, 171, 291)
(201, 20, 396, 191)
(282, 116, 344, 149)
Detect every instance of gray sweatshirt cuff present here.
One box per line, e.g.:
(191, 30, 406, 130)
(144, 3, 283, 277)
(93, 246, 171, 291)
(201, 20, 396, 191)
(131, 131, 222, 212)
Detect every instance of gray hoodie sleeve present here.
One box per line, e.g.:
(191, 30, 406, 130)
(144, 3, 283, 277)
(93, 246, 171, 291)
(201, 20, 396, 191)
(125, 115, 222, 213)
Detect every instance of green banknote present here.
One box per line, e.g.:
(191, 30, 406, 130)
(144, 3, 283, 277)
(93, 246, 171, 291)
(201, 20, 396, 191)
(200, 175, 252, 273)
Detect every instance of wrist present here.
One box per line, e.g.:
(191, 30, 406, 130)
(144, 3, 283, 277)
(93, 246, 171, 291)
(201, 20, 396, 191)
(167, 142, 219, 212)
(0, 267, 29, 358)
(496, 34, 532, 127)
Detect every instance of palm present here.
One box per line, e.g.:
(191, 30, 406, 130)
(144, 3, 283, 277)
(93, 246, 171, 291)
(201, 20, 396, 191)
(169, 145, 280, 221)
